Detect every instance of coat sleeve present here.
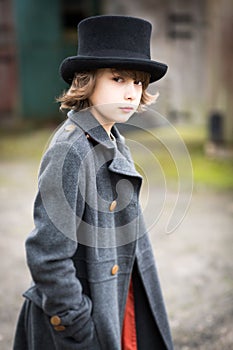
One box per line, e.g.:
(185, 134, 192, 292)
(24, 140, 95, 343)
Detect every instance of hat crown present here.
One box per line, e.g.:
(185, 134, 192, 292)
(77, 15, 152, 60)
(59, 15, 168, 84)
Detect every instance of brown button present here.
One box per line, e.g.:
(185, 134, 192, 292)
(85, 133, 90, 139)
(109, 200, 117, 212)
(54, 325, 66, 332)
(65, 124, 76, 132)
(111, 264, 119, 275)
(50, 315, 61, 326)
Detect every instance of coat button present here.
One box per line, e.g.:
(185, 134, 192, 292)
(54, 325, 66, 332)
(111, 264, 119, 275)
(85, 133, 90, 139)
(65, 124, 76, 132)
(50, 315, 61, 326)
(109, 200, 117, 212)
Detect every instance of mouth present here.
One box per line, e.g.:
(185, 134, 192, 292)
(119, 106, 135, 113)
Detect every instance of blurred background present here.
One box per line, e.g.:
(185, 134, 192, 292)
(0, 0, 233, 349)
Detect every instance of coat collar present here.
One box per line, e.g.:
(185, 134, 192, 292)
(67, 109, 142, 180)
(68, 109, 123, 149)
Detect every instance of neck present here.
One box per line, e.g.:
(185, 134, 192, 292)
(102, 123, 114, 137)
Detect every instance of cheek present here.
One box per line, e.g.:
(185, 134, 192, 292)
(136, 91, 143, 104)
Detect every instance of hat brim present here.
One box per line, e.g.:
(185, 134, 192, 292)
(59, 56, 168, 84)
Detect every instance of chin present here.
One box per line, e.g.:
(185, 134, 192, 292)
(116, 111, 135, 123)
(114, 115, 132, 124)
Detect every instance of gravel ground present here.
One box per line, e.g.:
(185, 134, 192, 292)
(0, 159, 232, 349)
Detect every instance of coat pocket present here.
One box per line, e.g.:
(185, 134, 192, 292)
(23, 285, 102, 349)
(50, 318, 101, 350)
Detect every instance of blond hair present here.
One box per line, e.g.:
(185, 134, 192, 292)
(57, 69, 158, 112)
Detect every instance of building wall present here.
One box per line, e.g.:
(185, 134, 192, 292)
(13, 0, 102, 120)
(0, 0, 18, 119)
(13, 0, 62, 119)
(205, 0, 233, 143)
(3, 0, 233, 141)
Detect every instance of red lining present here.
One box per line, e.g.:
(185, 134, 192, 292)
(121, 278, 137, 350)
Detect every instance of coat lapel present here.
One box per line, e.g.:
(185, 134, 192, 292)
(108, 151, 142, 179)
(68, 110, 143, 180)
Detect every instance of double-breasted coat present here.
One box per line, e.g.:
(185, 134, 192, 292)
(13, 110, 173, 350)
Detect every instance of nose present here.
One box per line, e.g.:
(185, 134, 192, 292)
(124, 82, 137, 101)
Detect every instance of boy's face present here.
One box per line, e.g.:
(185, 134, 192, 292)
(89, 68, 143, 131)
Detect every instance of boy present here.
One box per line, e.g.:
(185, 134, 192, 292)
(14, 15, 173, 350)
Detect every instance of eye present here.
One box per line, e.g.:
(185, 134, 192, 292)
(134, 80, 143, 86)
(112, 76, 124, 83)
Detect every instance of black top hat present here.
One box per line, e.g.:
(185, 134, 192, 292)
(60, 15, 168, 84)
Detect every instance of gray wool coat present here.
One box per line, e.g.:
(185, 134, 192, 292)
(13, 110, 173, 350)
